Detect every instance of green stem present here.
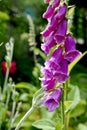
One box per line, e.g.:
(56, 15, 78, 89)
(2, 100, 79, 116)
(15, 106, 35, 130)
(65, 79, 70, 130)
(11, 111, 19, 125)
(61, 88, 66, 130)
(9, 101, 16, 130)
(66, 112, 70, 129)
(6, 92, 10, 108)
(3, 68, 10, 94)
(3, 38, 14, 94)
(62, 79, 70, 130)
(64, 81, 67, 101)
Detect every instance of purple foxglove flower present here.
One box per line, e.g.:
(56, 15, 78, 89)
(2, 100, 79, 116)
(39, 77, 56, 91)
(46, 78, 56, 91)
(54, 19, 67, 43)
(64, 34, 82, 62)
(49, 13, 60, 30)
(55, 4, 67, 20)
(53, 0, 60, 8)
(49, 4, 67, 30)
(44, 88, 62, 111)
(54, 58, 69, 83)
(40, 67, 56, 90)
(51, 46, 62, 60)
(41, 67, 53, 79)
(45, 59, 60, 71)
(41, 24, 53, 37)
(54, 72, 69, 83)
(41, 33, 56, 54)
(43, 4, 55, 19)
(45, 47, 63, 70)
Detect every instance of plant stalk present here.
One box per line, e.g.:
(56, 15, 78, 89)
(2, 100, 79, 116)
(9, 101, 16, 130)
(61, 87, 66, 130)
(15, 106, 35, 130)
(3, 68, 10, 94)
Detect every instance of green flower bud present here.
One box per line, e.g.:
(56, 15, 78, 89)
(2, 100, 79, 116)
(12, 91, 19, 102)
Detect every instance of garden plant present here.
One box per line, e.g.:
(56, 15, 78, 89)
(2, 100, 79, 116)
(0, 0, 87, 130)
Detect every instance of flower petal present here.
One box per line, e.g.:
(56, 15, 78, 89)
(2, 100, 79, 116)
(55, 4, 67, 20)
(64, 34, 82, 62)
(41, 33, 56, 54)
(44, 88, 62, 111)
(43, 4, 55, 19)
(64, 50, 82, 62)
(53, 0, 60, 8)
(54, 19, 67, 43)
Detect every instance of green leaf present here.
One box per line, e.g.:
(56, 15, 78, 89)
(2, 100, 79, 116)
(67, 5, 75, 31)
(34, 48, 46, 60)
(77, 124, 87, 130)
(64, 101, 72, 110)
(15, 82, 37, 92)
(56, 120, 63, 130)
(67, 5, 75, 18)
(70, 100, 86, 117)
(0, 11, 10, 20)
(32, 119, 56, 130)
(19, 93, 29, 101)
(65, 85, 80, 113)
(68, 51, 87, 74)
(40, 107, 55, 119)
(0, 103, 6, 121)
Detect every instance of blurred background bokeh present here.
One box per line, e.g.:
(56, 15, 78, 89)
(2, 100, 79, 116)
(0, 0, 87, 83)
(0, 0, 87, 130)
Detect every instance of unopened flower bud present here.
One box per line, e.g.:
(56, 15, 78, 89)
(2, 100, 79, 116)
(12, 91, 19, 102)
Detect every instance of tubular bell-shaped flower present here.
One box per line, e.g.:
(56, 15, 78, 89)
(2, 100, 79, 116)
(43, 4, 55, 19)
(53, 58, 69, 83)
(64, 34, 82, 62)
(41, 24, 53, 37)
(49, 3, 67, 30)
(41, 32, 56, 54)
(41, 67, 53, 79)
(39, 67, 56, 90)
(44, 88, 62, 111)
(55, 4, 67, 20)
(54, 19, 67, 43)
(53, 0, 60, 8)
(41, 77, 56, 91)
(45, 47, 62, 70)
(39, 0, 82, 112)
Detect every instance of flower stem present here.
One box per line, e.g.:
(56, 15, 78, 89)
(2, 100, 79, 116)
(62, 80, 69, 130)
(9, 101, 16, 130)
(3, 38, 14, 94)
(65, 80, 70, 130)
(61, 88, 66, 130)
(6, 91, 10, 108)
(3, 68, 10, 94)
(15, 106, 35, 130)
(64, 81, 67, 101)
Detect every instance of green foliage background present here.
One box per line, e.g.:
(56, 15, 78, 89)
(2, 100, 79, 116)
(0, 0, 87, 130)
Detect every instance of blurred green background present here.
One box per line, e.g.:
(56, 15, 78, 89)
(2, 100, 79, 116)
(0, 0, 87, 84)
(0, 0, 87, 130)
